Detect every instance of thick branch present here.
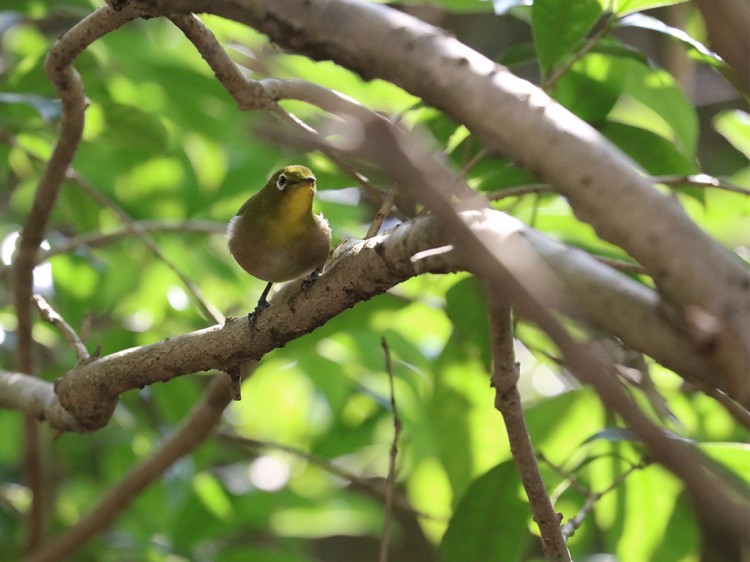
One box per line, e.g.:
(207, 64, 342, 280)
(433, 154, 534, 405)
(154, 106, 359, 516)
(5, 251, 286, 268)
(140, 0, 750, 406)
(329, 113, 750, 552)
(44, 210, 725, 432)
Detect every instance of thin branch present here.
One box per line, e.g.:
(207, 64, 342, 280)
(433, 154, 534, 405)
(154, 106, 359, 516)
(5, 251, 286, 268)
(593, 256, 647, 275)
(654, 173, 750, 196)
(38, 220, 225, 263)
(699, 386, 750, 431)
(488, 184, 551, 201)
(32, 295, 90, 362)
(379, 337, 402, 562)
(560, 460, 647, 540)
(66, 169, 223, 324)
(12, 4, 149, 551)
(487, 289, 570, 561)
(366, 186, 397, 239)
(168, 13, 388, 208)
(539, 452, 591, 499)
(27, 372, 239, 562)
(216, 431, 430, 520)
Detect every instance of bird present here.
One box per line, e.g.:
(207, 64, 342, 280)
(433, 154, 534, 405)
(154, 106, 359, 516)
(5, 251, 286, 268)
(227, 165, 332, 312)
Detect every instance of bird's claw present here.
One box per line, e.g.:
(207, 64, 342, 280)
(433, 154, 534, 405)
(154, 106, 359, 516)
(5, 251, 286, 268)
(301, 269, 321, 291)
(247, 298, 270, 330)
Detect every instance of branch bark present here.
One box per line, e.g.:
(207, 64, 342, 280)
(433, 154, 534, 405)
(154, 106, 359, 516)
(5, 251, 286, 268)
(487, 290, 570, 561)
(40, 210, 726, 431)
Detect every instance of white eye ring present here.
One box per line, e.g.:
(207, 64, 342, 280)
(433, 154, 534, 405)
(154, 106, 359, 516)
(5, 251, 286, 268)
(276, 174, 288, 191)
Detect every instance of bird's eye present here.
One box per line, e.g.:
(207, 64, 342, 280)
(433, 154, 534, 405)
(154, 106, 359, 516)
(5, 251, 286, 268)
(276, 174, 288, 191)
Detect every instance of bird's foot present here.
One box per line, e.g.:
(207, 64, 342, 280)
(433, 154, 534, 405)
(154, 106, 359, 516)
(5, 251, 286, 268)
(301, 269, 321, 291)
(247, 298, 270, 329)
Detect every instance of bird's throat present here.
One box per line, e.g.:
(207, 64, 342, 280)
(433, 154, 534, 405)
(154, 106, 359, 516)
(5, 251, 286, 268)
(272, 186, 315, 237)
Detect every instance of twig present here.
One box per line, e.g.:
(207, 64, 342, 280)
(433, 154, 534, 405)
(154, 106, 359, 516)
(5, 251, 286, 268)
(366, 186, 397, 238)
(487, 288, 571, 561)
(654, 173, 750, 196)
(593, 256, 647, 275)
(27, 372, 244, 562)
(38, 220, 225, 265)
(488, 183, 551, 201)
(560, 459, 647, 539)
(32, 295, 90, 362)
(538, 452, 591, 500)
(168, 13, 388, 213)
(379, 337, 402, 562)
(699, 386, 750, 431)
(216, 431, 430, 519)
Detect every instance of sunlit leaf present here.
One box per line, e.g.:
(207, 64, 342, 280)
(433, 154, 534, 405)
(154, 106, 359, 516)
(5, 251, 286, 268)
(714, 110, 750, 159)
(617, 13, 723, 67)
(614, 0, 688, 16)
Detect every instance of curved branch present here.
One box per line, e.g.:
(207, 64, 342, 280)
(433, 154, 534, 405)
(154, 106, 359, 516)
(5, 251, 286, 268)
(43, 210, 720, 432)
(12, 4, 152, 550)
(27, 373, 234, 562)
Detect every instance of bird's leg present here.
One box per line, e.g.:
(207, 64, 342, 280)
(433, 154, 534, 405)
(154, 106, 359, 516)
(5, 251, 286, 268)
(258, 281, 273, 307)
(248, 282, 273, 324)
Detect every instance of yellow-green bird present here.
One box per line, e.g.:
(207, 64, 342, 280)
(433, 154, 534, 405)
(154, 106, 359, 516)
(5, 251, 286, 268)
(227, 165, 332, 310)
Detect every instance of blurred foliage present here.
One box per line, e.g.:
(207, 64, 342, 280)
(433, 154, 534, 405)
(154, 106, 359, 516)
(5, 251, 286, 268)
(0, 0, 748, 561)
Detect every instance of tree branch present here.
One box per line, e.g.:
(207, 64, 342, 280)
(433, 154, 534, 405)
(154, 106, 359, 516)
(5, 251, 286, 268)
(27, 373, 236, 562)
(487, 289, 570, 561)
(324, 112, 750, 554)
(40, 209, 726, 432)
(139, 0, 750, 405)
(32, 295, 90, 362)
(0, 372, 81, 433)
(12, 4, 151, 550)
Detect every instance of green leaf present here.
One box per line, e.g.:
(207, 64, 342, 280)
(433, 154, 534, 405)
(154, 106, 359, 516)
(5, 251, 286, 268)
(609, 59, 698, 158)
(440, 461, 532, 561)
(532, 0, 603, 76)
(714, 110, 750, 160)
(444, 276, 490, 368)
(553, 52, 628, 124)
(617, 13, 723, 68)
(614, 0, 688, 17)
(698, 442, 750, 486)
(600, 121, 699, 177)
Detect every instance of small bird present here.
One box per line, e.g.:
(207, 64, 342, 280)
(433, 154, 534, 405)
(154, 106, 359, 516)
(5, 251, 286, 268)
(227, 165, 332, 311)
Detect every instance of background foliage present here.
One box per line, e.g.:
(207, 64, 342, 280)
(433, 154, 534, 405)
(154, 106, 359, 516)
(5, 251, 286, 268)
(1, 0, 748, 560)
